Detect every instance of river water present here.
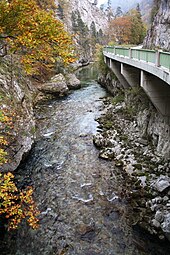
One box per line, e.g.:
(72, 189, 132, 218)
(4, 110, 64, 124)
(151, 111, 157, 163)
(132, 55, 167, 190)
(3, 67, 170, 255)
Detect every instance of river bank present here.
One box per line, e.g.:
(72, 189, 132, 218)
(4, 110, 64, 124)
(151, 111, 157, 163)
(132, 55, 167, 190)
(94, 72, 170, 243)
(1, 66, 170, 254)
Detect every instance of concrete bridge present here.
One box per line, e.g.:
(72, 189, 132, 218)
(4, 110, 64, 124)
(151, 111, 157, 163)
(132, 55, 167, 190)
(103, 46, 170, 117)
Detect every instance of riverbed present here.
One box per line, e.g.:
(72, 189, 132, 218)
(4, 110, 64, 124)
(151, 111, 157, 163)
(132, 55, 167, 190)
(2, 67, 170, 255)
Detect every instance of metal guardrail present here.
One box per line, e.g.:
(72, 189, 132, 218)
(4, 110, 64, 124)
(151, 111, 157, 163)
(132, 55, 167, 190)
(103, 46, 170, 71)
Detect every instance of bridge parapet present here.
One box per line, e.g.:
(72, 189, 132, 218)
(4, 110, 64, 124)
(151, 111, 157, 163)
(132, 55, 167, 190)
(104, 46, 170, 71)
(103, 46, 170, 116)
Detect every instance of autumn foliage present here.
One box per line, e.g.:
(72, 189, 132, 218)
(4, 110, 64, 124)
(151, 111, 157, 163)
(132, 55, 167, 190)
(0, 109, 39, 230)
(0, 172, 39, 230)
(108, 16, 132, 45)
(0, 0, 75, 75)
(107, 9, 146, 45)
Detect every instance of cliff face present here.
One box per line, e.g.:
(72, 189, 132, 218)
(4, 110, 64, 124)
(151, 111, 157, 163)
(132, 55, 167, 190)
(0, 58, 35, 172)
(144, 0, 170, 50)
(56, 0, 108, 32)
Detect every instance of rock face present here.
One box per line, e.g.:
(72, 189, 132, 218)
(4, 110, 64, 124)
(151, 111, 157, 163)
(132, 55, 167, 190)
(96, 72, 170, 240)
(98, 72, 170, 158)
(56, 0, 108, 31)
(0, 58, 35, 172)
(143, 0, 170, 50)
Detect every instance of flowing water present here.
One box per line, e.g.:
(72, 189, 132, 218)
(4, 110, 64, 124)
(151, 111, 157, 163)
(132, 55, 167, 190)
(3, 66, 170, 255)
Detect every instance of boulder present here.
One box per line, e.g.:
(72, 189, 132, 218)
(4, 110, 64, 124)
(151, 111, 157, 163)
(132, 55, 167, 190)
(161, 213, 170, 241)
(66, 73, 81, 89)
(154, 176, 170, 192)
(40, 73, 69, 97)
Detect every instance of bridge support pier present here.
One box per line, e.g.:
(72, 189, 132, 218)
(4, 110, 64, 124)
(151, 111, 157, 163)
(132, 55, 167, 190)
(140, 71, 170, 116)
(121, 64, 140, 88)
(109, 60, 130, 89)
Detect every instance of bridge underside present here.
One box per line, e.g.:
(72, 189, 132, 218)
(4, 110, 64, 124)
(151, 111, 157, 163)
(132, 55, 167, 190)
(104, 56, 170, 117)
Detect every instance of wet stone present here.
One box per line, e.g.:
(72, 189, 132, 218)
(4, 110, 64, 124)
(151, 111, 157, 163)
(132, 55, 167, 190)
(77, 224, 96, 242)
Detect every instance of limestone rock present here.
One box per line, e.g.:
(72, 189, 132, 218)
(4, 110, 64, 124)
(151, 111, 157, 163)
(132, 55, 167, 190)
(155, 211, 164, 223)
(55, 0, 108, 32)
(40, 73, 69, 97)
(0, 59, 35, 172)
(66, 73, 81, 89)
(161, 213, 170, 241)
(154, 176, 170, 192)
(144, 0, 170, 51)
(152, 219, 160, 228)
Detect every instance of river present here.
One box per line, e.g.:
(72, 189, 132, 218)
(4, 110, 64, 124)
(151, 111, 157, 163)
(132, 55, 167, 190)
(2, 66, 170, 255)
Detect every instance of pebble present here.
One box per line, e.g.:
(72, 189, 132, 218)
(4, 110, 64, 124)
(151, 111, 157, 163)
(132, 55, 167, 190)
(155, 211, 164, 223)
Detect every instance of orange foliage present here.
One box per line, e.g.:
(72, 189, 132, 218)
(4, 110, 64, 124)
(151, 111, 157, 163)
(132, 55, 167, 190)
(108, 16, 132, 44)
(0, 0, 75, 75)
(0, 172, 39, 230)
(0, 108, 39, 230)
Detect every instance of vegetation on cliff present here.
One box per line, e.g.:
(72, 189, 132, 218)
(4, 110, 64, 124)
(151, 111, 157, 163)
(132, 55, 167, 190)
(0, 0, 76, 231)
(0, 0, 75, 76)
(0, 109, 39, 230)
(107, 6, 146, 45)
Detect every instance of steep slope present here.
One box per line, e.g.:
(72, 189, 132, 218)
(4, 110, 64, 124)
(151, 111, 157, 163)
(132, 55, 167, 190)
(143, 0, 170, 50)
(55, 0, 108, 60)
(56, 0, 108, 31)
(140, 0, 153, 24)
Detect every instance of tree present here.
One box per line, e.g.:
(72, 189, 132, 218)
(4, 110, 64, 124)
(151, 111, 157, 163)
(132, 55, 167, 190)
(107, 8, 147, 45)
(0, 172, 39, 230)
(100, 4, 104, 11)
(107, 0, 111, 7)
(93, 0, 98, 5)
(136, 3, 141, 12)
(108, 16, 132, 44)
(129, 9, 147, 44)
(0, 108, 39, 230)
(0, 0, 75, 75)
(115, 6, 123, 18)
(90, 21, 97, 39)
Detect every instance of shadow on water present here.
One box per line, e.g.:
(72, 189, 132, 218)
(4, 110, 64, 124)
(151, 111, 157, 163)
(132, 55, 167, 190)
(1, 64, 170, 255)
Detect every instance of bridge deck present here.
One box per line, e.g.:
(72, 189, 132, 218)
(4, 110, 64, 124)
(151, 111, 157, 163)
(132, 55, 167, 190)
(103, 47, 170, 85)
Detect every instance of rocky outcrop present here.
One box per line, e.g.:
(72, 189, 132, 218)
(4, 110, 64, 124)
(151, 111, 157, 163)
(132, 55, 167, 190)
(66, 73, 81, 89)
(96, 73, 170, 240)
(0, 58, 35, 172)
(56, 0, 108, 31)
(38, 73, 81, 98)
(98, 73, 170, 158)
(143, 0, 170, 50)
(39, 73, 69, 97)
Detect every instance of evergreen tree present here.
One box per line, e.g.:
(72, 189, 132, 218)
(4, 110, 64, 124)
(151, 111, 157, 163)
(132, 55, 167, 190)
(90, 21, 97, 39)
(100, 4, 104, 11)
(107, 0, 111, 7)
(71, 11, 78, 33)
(115, 6, 123, 17)
(136, 3, 141, 13)
(129, 9, 146, 44)
(57, 4, 64, 20)
(93, 0, 98, 5)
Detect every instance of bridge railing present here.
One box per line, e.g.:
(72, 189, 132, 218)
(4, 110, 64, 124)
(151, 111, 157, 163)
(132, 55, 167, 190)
(103, 46, 170, 71)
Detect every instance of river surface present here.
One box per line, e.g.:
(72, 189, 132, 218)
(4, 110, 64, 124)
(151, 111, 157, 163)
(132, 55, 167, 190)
(4, 67, 170, 255)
